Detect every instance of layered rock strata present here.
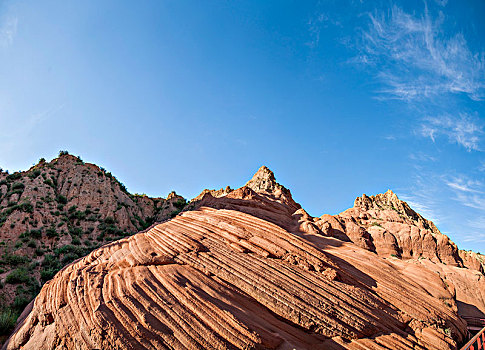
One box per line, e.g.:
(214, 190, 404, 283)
(5, 167, 483, 350)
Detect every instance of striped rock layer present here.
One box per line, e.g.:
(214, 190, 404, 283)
(3, 168, 480, 350)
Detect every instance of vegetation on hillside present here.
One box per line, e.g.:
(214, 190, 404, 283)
(0, 152, 187, 335)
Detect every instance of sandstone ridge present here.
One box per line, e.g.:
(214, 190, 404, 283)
(4, 165, 485, 350)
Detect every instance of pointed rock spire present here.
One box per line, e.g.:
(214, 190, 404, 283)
(244, 166, 300, 210)
(245, 166, 283, 193)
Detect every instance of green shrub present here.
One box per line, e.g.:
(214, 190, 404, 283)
(69, 210, 86, 220)
(40, 254, 62, 283)
(13, 295, 30, 310)
(69, 227, 83, 237)
(56, 195, 67, 204)
(45, 226, 58, 238)
(43, 179, 54, 188)
(0, 308, 17, 335)
(28, 169, 41, 179)
(19, 202, 33, 213)
(40, 269, 57, 283)
(2, 253, 29, 266)
(6, 268, 29, 284)
(7, 188, 23, 197)
(11, 182, 25, 191)
(58, 150, 69, 157)
(174, 198, 187, 209)
(61, 253, 79, 264)
(6, 173, 21, 181)
(20, 229, 41, 239)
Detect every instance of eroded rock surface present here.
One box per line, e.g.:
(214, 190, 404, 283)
(5, 167, 484, 350)
(0, 154, 187, 318)
(316, 190, 462, 265)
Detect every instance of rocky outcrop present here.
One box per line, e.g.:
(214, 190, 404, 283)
(190, 186, 233, 202)
(0, 153, 187, 325)
(5, 168, 481, 350)
(459, 250, 485, 273)
(244, 166, 300, 210)
(316, 190, 462, 266)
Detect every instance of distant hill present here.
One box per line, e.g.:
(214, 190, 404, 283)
(0, 152, 186, 336)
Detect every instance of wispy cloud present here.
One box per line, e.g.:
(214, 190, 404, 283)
(463, 217, 485, 245)
(444, 174, 485, 210)
(399, 173, 443, 225)
(402, 197, 441, 225)
(408, 152, 436, 162)
(445, 176, 483, 193)
(419, 113, 483, 151)
(359, 4, 485, 101)
(469, 217, 485, 230)
(307, 13, 342, 49)
(0, 15, 17, 47)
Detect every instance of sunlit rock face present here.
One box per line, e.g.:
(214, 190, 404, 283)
(4, 167, 484, 350)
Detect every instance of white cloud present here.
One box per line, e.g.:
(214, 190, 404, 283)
(469, 217, 485, 230)
(446, 177, 483, 193)
(359, 4, 485, 101)
(0, 15, 17, 47)
(402, 197, 441, 225)
(462, 217, 485, 246)
(399, 174, 443, 225)
(408, 152, 436, 162)
(453, 192, 485, 210)
(444, 174, 485, 210)
(419, 113, 483, 151)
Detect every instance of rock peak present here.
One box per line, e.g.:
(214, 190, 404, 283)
(355, 189, 400, 211)
(245, 166, 282, 193)
(354, 189, 440, 235)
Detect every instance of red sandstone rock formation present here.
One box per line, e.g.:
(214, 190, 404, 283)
(0, 153, 186, 319)
(316, 189, 462, 265)
(459, 250, 485, 274)
(4, 166, 483, 349)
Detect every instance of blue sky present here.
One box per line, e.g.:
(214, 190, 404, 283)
(0, 0, 484, 252)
